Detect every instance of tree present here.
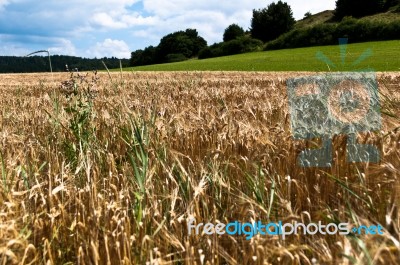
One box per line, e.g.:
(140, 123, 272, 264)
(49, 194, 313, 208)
(130, 28, 207, 66)
(250, 1, 295, 42)
(304, 12, 312, 19)
(130, 46, 157, 66)
(335, 0, 385, 19)
(157, 29, 207, 62)
(223, 24, 245, 42)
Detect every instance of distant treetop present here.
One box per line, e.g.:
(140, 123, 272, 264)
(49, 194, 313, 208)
(223, 24, 245, 42)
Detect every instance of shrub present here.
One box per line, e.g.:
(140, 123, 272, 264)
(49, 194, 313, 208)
(265, 19, 400, 50)
(384, 21, 400, 38)
(336, 17, 358, 39)
(220, 39, 245, 56)
(304, 12, 312, 19)
(239, 36, 264, 52)
(335, 0, 385, 19)
(198, 47, 213, 59)
(199, 37, 263, 59)
(165, 53, 187, 63)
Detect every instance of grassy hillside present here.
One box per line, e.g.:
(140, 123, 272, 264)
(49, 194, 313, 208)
(123, 40, 400, 71)
(125, 9, 400, 72)
(295, 7, 400, 29)
(295, 10, 335, 29)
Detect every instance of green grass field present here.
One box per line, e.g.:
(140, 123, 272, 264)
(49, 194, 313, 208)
(124, 40, 400, 71)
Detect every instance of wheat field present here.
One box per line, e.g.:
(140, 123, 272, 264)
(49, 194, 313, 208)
(0, 71, 399, 264)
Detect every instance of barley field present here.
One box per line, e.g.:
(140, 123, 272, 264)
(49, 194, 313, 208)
(0, 71, 399, 264)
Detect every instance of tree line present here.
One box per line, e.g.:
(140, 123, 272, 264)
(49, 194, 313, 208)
(130, 1, 295, 65)
(0, 55, 130, 73)
(130, 0, 400, 65)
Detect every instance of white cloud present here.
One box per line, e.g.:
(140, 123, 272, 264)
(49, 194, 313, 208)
(0, 44, 29, 56)
(128, 9, 255, 46)
(0, 0, 23, 11)
(164, 10, 236, 43)
(132, 29, 160, 41)
(87, 38, 131, 58)
(0, 0, 9, 6)
(52, 0, 140, 13)
(133, 0, 336, 46)
(91, 13, 127, 29)
(285, 0, 336, 19)
(0, 0, 10, 10)
(121, 14, 160, 27)
(90, 11, 160, 30)
(0, 34, 77, 56)
(48, 39, 77, 56)
(141, 0, 335, 20)
(142, 0, 266, 18)
(0, 0, 337, 57)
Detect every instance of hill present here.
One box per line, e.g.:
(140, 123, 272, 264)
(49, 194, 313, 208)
(122, 40, 400, 72)
(128, 7, 400, 69)
(296, 6, 400, 29)
(265, 8, 400, 51)
(295, 10, 335, 29)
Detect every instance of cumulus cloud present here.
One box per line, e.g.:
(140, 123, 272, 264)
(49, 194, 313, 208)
(91, 13, 127, 29)
(142, 0, 266, 18)
(48, 39, 77, 56)
(0, 43, 29, 56)
(0, 34, 76, 56)
(132, 29, 160, 41)
(127, 9, 255, 46)
(132, 0, 335, 45)
(0, 0, 336, 58)
(87, 39, 131, 58)
(90, 12, 160, 29)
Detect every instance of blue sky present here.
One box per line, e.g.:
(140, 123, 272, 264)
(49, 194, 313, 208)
(0, 0, 335, 58)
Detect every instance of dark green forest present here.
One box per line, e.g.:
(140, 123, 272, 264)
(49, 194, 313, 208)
(0, 55, 130, 73)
